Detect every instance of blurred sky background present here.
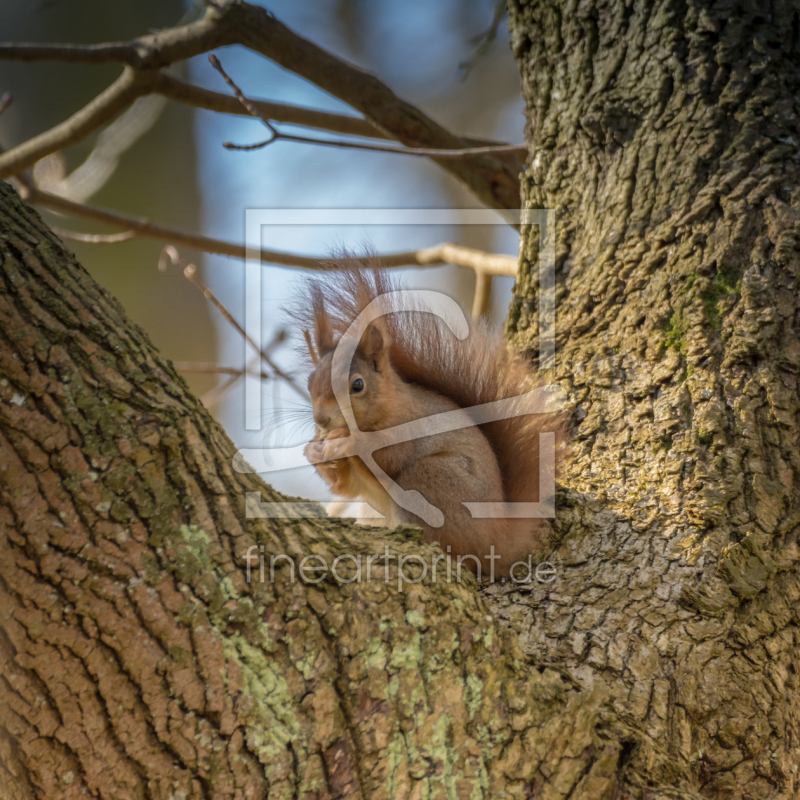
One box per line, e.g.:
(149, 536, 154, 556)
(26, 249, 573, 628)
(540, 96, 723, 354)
(0, 0, 525, 502)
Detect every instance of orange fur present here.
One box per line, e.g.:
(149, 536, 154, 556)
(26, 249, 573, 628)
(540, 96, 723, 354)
(295, 259, 569, 578)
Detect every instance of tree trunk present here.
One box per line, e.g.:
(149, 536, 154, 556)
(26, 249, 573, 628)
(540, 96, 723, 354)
(0, 181, 618, 800)
(2, 0, 800, 796)
(501, 0, 800, 797)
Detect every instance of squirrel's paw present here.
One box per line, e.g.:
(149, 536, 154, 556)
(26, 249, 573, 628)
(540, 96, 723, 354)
(305, 428, 353, 466)
(320, 428, 353, 462)
(303, 439, 325, 465)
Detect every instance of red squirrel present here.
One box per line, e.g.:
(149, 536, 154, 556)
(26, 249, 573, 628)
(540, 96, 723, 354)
(297, 265, 568, 578)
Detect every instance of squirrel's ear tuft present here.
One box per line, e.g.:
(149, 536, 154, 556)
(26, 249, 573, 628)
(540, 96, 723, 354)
(358, 323, 386, 364)
(302, 330, 319, 365)
(315, 314, 335, 357)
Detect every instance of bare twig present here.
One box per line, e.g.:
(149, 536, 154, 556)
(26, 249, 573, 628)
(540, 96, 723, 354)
(207, 54, 278, 136)
(152, 72, 391, 140)
(224, 131, 527, 159)
(158, 246, 309, 401)
(23, 184, 313, 263)
(23, 184, 519, 277)
(171, 361, 276, 380)
(395, 243, 517, 277)
(0, 92, 12, 117)
(209, 54, 527, 160)
(51, 227, 137, 243)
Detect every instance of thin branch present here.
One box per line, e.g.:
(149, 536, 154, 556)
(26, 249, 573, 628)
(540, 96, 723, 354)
(51, 227, 137, 243)
(158, 246, 309, 401)
(224, 130, 527, 159)
(0, 1, 523, 210)
(23, 184, 519, 277)
(0, 92, 12, 117)
(22, 184, 309, 263)
(208, 54, 278, 136)
(152, 72, 391, 140)
(390, 243, 518, 277)
(209, 54, 527, 161)
(171, 361, 275, 380)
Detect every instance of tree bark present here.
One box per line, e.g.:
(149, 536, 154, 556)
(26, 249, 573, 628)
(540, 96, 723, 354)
(3, 0, 800, 796)
(502, 0, 800, 797)
(0, 181, 638, 800)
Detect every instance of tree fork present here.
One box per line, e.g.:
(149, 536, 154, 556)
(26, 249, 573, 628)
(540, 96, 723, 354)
(0, 181, 693, 800)
(2, 0, 800, 794)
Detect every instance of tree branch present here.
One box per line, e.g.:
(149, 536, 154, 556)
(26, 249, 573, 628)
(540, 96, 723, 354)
(152, 72, 392, 140)
(0, 4, 235, 68)
(385, 243, 517, 277)
(0, 67, 156, 179)
(224, 129, 527, 159)
(24, 184, 518, 277)
(170, 361, 275, 380)
(0, 1, 524, 209)
(23, 184, 287, 260)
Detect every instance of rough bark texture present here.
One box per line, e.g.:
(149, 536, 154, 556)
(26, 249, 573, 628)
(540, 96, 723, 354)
(3, 0, 800, 797)
(0, 181, 658, 800)
(499, 0, 800, 797)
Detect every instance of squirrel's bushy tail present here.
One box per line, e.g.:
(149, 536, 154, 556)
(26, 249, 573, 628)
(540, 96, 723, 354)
(294, 258, 568, 517)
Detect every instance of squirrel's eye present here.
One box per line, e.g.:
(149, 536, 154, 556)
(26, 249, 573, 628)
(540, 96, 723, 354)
(351, 378, 364, 393)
